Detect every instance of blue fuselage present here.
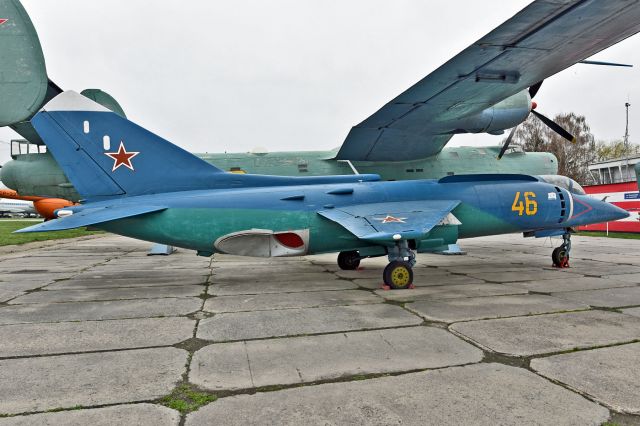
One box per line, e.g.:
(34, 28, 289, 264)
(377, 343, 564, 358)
(90, 176, 627, 255)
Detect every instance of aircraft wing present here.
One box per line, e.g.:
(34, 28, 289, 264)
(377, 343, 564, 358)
(15, 204, 167, 233)
(318, 200, 460, 244)
(336, 0, 640, 161)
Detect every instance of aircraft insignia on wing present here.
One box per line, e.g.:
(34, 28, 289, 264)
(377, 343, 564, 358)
(375, 215, 407, 224)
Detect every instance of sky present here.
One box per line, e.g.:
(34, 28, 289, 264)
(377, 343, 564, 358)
(1, 0, 640, 165)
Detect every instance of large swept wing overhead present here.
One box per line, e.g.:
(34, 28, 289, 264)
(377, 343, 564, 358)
(336, 0, 640, 161)
(318, 200, 460, 244)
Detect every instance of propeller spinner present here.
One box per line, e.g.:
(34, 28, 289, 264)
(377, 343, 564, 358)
(498, 81, 576, 160)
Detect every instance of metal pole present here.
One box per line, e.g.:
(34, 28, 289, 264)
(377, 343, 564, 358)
(623, 102, 631, 181)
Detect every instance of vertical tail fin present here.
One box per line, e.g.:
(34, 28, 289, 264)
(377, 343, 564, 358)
(31, 91, 223, 200)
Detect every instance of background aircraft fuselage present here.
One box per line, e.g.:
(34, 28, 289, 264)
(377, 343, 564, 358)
(0, 147, 557, 201)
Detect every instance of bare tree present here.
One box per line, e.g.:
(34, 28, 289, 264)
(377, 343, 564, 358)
(595, 139, 640, 161)
(510, 113, 596, 184)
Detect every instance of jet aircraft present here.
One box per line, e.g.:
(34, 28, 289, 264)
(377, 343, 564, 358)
(16, 91, 628, 288)
(0, 197, 34, 217)
(10, 0, 640, 288)
(0, 189, 73, 220)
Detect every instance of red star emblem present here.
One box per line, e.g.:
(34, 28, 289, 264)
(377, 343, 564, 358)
(0, 19, 8, 25)
(375, 215, 407, 224)
(104, 141, 140, 172)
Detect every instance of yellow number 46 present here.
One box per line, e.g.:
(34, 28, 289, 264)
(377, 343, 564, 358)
(512, 191, 538, 216)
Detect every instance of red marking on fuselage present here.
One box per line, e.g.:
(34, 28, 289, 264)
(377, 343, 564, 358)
(569, 197, 593, 221)
(0, 19, 8, 25)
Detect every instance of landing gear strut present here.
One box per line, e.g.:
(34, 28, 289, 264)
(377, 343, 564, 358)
(337, 251, 361, 270)
(552, 231, 571, 268)
(383, 239, 416, 290)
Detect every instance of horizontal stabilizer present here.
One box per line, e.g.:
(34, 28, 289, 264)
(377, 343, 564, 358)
(15, 204, 167, 233)
(318, 200, 460, 243)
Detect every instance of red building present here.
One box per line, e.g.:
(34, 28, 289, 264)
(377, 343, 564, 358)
(579, 181, 640, 233)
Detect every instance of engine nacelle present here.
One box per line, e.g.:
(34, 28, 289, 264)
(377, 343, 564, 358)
(442, 90, 531, 135)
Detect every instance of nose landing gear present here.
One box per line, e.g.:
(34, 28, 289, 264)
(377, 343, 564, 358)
(552, 232, 571, 268)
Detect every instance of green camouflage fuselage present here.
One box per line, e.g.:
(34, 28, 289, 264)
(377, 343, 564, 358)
(0, 146, 557, 200)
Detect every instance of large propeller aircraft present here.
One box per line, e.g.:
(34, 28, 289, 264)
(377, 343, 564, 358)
(0, 0, 565, 202)
(5, 0, 639, 288)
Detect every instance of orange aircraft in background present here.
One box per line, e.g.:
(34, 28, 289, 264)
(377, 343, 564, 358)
(0, 189, 74, 220)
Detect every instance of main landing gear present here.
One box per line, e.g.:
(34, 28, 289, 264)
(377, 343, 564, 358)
(337, 239, 417, 290)
(383, 239, 416, 290)
(337, 251, 361, 270)
(552, 231, 572, 268)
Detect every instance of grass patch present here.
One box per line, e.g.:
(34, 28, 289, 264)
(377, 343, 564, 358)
(160, 384, 217, 414)
(577, 231, 640, 240)
(0, 220, 103, 247)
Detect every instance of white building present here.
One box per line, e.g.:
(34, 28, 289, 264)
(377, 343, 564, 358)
(588, 155, 640, 184)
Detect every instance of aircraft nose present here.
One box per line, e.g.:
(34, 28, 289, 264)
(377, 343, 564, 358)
(587, 197, 629, 223)
(567, 195, 629, 227)
(602, 201, 630, 222)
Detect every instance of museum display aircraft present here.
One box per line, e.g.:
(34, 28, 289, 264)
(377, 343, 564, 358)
(9, 0, 640, 287)
(0, 189, 73, 220)
(0, 195, 35, 217)
(0, 0, 563, 201)
(16, 91, 628, 288)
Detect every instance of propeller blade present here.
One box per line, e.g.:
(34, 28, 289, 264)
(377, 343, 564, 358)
(531, 110, 577, 143)
(529, 81, 543, 98)
(497, 127, 518, 160)
(579, 60, 633, 68)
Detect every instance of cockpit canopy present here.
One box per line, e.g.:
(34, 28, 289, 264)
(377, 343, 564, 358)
(537, 175, 586, 195)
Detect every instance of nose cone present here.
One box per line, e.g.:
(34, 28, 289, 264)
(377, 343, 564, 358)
(568, 195, 629, 226)
(605, 202, 631, 222)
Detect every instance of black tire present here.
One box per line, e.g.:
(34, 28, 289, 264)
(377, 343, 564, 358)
(383, 261, 414, 290)
(337, 251, 361, 270)
(552, 247, 569, 267)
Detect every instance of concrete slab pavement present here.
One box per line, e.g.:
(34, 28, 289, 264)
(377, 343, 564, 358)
(0, 317, 195, 357)
(0, 404, 180, 426)
(551, 285, 640, 308)
(190, 327, 483, 391)
(1, 233, 639, 424)
(8, 285, 205, 304)
(451, 310, 640, 356)
(197, 304, 423, 342)
(531, 343, 640, 414)
(203, 289, 382, 313)
(0, 348, 187, 415)
(406, 294, 588, 323)
(186, 363, 609, 426)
